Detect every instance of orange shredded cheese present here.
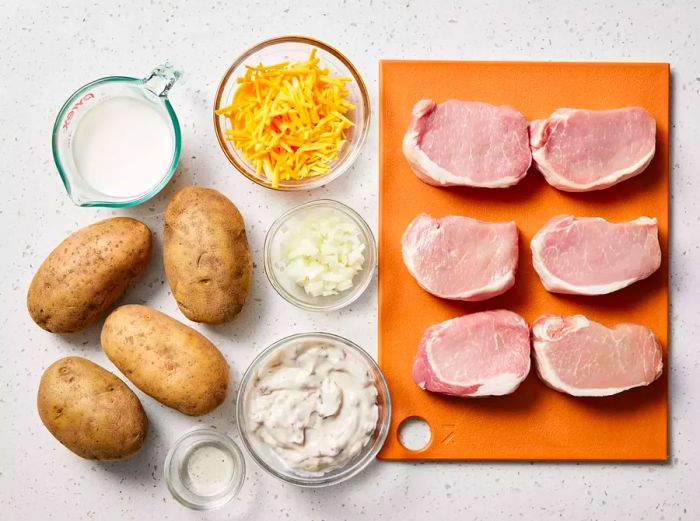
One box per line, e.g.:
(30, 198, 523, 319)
(216, 49, 355, 188)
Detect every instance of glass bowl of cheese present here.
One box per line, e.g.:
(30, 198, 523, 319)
(214, 36, 370, 190)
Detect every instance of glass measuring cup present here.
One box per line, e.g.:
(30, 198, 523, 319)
(52, 64, 182, 207)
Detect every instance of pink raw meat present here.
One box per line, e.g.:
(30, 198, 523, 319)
(531, 215, 661, 295)
(531, 314, 663, 397)
(412, 310, 531, 397)
(530, 107, 656, 191)
(402, 99, 531, 188)
(402, 213, 518, 301)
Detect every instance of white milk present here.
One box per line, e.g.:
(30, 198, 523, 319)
(72, 96, 174, 198)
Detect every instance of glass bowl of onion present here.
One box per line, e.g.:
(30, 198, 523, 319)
(213, 36, 370, 191)
(264, 199, 376, 311)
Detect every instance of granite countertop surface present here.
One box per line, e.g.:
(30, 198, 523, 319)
(0, 1, 698, 519)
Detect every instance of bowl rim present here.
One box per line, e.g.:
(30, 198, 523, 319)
(235, 332, 391, 488)
(263, 198, 377, 311)
(212, 35, 370, 191)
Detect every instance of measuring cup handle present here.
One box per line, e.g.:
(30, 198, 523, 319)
(143, 63, 182, 97)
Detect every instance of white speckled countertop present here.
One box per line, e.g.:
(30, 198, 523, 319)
(1, 1, 698, 519)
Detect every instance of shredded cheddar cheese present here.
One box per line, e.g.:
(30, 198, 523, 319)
(216, 49, 355, 188)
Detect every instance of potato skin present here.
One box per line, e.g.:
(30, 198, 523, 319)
(27, 217, 152, 333)
(37, 356, 148, 460)
(101, 304, 229, 416)
(164, 186, 252, 324)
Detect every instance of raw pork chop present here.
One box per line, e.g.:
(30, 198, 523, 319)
(530, 107, 656, 191)
(531, 215, 661, 295)
(412, 310, 531, 397)
(531, 314, 663, 397)
(402, 213, 518, 301)
(403, 99, 531, 188)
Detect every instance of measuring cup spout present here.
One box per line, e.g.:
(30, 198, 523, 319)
(143, 63, 182, 97)
(65, 184, 97, 207)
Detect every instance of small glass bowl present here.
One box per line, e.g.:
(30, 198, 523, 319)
(264, 199, 377, 311)
(213, 35, 370, 191)
(236, 332, 391, 487)
(164, 428, 245, 511)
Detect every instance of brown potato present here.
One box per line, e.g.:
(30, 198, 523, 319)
(37, 356, 148, 460)
(27, 217, 152, 333)
(163, 186, 252, 323)
(101, 304, 229, 416)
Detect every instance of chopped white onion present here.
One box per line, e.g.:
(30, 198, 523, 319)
(280, 213, 366, 297)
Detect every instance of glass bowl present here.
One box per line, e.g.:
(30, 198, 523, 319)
(164, 427, 245, 511)
(213, 35, 370, 191)
(236, 332, 391, 487)
(264, 199, 377, 311)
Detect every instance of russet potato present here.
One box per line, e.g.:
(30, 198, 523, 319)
(27, 217, 152, 333)
(37, 356, 148, 460)
(101, 304, 229, 416)
(163, 186, 252, 323)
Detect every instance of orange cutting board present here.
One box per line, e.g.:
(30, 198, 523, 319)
(378, 61, 669, 461)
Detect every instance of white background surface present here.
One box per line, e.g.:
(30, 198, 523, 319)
(1, 1, 698, 519)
